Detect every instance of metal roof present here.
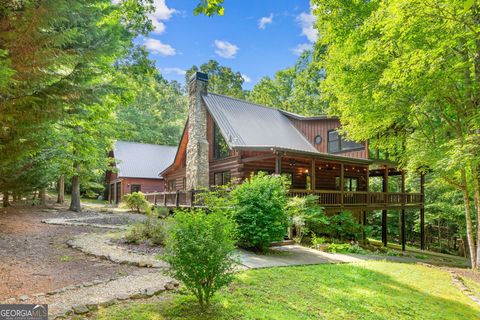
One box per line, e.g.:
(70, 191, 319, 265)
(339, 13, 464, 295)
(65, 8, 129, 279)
(113, 141, 177, 179)
(203, 93, 319, 154)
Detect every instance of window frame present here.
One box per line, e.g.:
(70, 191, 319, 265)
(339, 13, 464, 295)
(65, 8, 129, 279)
(213, 123, 230, 160)
(214, 170, 231, 186)
(130, 184, 141, 193)
(327, 129, 364, 154)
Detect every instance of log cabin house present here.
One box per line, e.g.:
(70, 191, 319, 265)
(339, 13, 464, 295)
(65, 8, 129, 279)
(156, 72, 425, 250)
(106, 141, 176, 204)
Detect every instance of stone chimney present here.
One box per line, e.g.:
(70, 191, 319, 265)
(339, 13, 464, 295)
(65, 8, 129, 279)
(186, 72, 210, 190)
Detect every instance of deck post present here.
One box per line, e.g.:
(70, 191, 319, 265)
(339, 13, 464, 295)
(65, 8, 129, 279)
(401, 209, 406, 251)
(154, 193, 157, 205)
(382, 210, 388, 247)
(311, 159, 316, 191)
(190, 190, 195, 207)
(340, 163, 344, 206)
(382, 165, 388, 247)
(275, 153, 282, 174)
(163, 192, 167, 207)
(420, 173, 425, 250)
(362, 211, 367, 244)
(175, 190, 180, 208)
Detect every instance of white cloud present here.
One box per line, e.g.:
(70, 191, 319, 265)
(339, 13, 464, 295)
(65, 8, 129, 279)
(292, 43, 312, 56)
(241, 74, 252, 83)
(149, 0, 177, 34)
(160, 67, 186, 76)
(258, 13, 273, 29)
(214, 40, 239, 59)
(144, 38, 176, 56)
(296, 12, 318, 43)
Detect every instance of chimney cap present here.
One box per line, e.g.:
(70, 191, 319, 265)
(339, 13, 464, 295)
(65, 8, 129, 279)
(189, 71, 208, 83)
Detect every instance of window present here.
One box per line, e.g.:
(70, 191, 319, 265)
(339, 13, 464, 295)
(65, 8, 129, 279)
(130, 184, 141, 193)
(336, 177, 359, 191)
(213, 123, 229, 159)
(168, 179, 176, 191)
(214, 171, 231, 186)
(327, 130, 364, 153)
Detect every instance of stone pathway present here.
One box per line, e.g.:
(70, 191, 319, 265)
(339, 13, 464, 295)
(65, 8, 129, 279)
(42, 212, 146, 230)
(67, 233, 167, 268)
(35, 269, 177, 319)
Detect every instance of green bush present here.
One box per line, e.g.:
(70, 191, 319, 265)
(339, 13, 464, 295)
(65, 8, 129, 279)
(122, 192, 149, 213)
(286, 195, 327, 242)
(231, 172, 289, 252)
(325, 243, 369, 254)
(162, 210, 237, 308)
(125, 215, 166, 246)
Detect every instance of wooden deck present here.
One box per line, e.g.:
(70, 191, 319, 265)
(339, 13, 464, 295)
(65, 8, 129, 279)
(144, 189, 423, 211)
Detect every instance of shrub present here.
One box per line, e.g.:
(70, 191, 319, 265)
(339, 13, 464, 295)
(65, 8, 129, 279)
(122, 192, 149, 213)
(321, 211, 363, 242)
(125, 215, 166, 246)
(286, 195, 327, 242)
(231, 172, 289, 252)
(162, 210, 237, 308)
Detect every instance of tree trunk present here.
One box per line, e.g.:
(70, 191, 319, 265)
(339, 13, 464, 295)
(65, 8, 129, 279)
(57, 175, 65, 204)
(3, 191, 10, 207)
(12, 193, 17, 202)
(39, 188, 47, 206)
(69, 162, 81, 212)
(472, 166, 480, 269)
(461, 170, 477, 269)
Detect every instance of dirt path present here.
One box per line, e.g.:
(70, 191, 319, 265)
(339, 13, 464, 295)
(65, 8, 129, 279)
(0, 204, 138, 301)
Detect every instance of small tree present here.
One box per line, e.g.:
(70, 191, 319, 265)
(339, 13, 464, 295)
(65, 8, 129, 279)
(122, 192, 149, 213)
(231, 172, 289, 252)
(286, 195, 327, 242)
(162, 210, 237, 308)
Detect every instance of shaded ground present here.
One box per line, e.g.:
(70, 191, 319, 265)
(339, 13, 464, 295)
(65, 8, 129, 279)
(0, 203, 139, 301)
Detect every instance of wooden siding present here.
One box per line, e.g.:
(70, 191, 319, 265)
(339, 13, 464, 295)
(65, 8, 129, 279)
(288, 118, 369, 159)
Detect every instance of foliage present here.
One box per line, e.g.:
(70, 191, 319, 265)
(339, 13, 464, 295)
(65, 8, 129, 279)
(115, 54, 187, 146)
(313, 0, 480, 267)
(286, 195, 327, 242)
(125, 215, 166, 246)
(186, 60, 246, 99)
(94, 261, 480, 320)
(162, 210, 237, 308)
(194, 0, 225, 16)
(249, 51, 326, 115)
(324, 212, 363, 241)
(325, 243, 369, 254)
(231, 173, 289, 252)
(123, 192, 150, 213)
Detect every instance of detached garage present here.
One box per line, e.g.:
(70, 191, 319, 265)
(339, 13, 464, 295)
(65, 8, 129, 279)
(106, 141, 177, 204)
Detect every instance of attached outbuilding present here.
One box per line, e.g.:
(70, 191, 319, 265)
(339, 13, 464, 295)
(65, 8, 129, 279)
(106, 141, 177, 204)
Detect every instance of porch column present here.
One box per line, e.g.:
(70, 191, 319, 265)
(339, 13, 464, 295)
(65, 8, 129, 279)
(311, 159, 316, 191)
(113, 183, 117, 205)
(275, 153, 282, 174)
(382, 166, 388, 247)
(340, 163, 344, 206)
(420, 173, 425, 250)
(401, 170, 406, 251)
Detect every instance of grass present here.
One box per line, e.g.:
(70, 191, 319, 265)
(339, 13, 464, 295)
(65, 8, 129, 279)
(462, 276, 480, 298)
(59, 255, 73, 262)
(93, 261, 479, 320)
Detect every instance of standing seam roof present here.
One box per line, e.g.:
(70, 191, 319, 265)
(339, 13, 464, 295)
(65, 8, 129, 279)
(202, 93, 319, 154)
(113, 141, 177, 179)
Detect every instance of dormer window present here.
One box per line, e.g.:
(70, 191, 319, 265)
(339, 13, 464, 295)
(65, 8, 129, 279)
(213, 123, 229, 159)
(328, 130, 364, 153)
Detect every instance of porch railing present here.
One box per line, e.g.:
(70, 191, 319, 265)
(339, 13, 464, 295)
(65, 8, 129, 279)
(144, 189, 424, 209)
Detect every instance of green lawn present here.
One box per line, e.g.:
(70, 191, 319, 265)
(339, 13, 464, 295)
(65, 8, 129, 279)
(92, 261, 479, 320)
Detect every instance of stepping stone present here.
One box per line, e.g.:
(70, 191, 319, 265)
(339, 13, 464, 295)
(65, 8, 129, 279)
(19, 295, 29, 302)
(72, 305, 89, 315)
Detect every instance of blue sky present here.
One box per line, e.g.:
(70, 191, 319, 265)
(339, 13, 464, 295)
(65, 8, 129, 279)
(141, 0, 317, 90)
